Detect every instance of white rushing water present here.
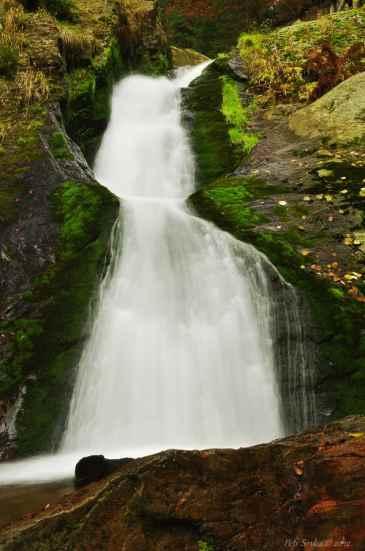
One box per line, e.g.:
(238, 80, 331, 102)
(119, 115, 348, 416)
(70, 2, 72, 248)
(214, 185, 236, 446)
(1, 62, 316, 486)
(62, 62, 284, 455)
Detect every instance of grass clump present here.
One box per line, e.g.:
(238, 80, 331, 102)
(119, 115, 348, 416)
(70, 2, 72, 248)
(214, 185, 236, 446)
(239, 7, 365, 103)
(221, 76, 259, 155)
(58, 25, 96, 69)
(15, 67, 49, 105)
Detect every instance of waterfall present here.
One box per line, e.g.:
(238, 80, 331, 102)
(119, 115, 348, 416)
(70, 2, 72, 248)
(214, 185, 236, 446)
(62, 62, 288, 455)
(0, 63, 319, 486)
(61, 63, 320, 456)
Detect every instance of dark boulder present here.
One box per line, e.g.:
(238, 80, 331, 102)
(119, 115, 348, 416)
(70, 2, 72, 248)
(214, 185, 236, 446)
(75, 455, 133, 487)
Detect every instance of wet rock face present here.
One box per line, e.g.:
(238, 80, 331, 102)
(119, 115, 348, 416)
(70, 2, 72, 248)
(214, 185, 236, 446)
(1, 416, 365, 550)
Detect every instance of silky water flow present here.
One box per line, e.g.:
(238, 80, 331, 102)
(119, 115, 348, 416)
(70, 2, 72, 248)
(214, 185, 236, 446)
(0, 63, 317, 485)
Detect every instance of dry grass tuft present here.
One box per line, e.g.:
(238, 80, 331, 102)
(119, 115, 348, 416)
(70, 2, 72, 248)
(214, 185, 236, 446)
(15, 67, 50, 106)
(3, 5, 26, 35)
(58, 26, 96, 67)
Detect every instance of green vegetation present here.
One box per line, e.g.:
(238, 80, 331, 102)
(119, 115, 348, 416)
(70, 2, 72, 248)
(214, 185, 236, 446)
(239, 7, 365, 103)
(185, 64, 239, 186)
(221, 76, 259, 154)
(191, 172, 365, 421)
(0, 40, 19, 78)
(15, 179, 118, 456)
(196, 181, 264, 233)
(53, 180, 103, 258)
(49, 131, 73, 160)
(0, 320, 43, 396)
(64, 38, 125, 162)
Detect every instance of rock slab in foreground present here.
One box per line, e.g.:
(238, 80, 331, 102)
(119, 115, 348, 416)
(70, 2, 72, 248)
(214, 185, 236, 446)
(1, 417, 365, 550)
(289, 71, 365, 145)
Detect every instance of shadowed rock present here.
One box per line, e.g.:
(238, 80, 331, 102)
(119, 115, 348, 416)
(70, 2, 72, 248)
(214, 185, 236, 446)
(75, 455, 134, 487)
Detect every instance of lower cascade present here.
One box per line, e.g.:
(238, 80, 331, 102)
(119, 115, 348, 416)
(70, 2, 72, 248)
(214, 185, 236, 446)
(62, 62, 315, 456)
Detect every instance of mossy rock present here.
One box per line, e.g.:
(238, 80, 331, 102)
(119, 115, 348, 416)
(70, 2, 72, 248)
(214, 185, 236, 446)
(190, 172, 365, 421)
(182, 63, 239, 186)
(63, 39, 126, 164)
(289, 72, 365, 146)
(14, 180, 119, 456)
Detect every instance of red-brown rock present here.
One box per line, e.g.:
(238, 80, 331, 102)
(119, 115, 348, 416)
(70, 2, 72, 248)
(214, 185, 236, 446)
(1, 416, 365, 550)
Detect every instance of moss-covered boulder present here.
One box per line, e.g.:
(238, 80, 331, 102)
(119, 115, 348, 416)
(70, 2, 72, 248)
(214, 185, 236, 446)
(289, 72, 365, 145)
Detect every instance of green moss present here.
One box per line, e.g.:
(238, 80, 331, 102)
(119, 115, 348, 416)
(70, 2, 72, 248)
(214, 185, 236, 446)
(49, 131, 73, 160)
(222, 76, 259, 155)
(64, 38, 125, 162)
(184, 64, 238, 186)
(191, 172, 365, 421)
(0, 320, 43, 396)
(53, 180, 103, 258)
(0, 42, 19, 78)
(221, 76, 259, 155)
(15, 179, 119, 456)
(197, 182, 264, 233)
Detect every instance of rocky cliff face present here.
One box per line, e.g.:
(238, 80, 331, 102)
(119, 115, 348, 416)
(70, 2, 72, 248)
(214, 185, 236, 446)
(1, 416, 365, 550)
(0, 0, 170, 459)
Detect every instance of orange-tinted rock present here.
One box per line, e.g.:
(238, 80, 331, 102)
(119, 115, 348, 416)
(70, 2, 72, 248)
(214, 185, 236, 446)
(1, 416, 365, 550)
